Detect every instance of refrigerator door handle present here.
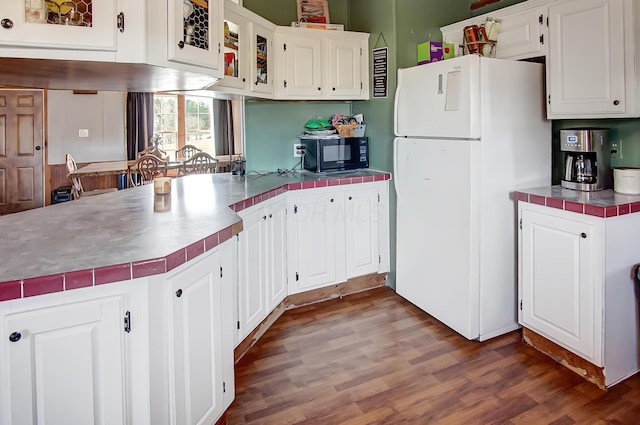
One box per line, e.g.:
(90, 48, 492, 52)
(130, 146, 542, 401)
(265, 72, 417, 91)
(393, 74, 402, 136)
(393, 138, 400, 204)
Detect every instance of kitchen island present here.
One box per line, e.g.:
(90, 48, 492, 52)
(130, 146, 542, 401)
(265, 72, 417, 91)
(515, 185, 640, 389)
(0, 170, 390, 301)
(0, 169, 391, 425)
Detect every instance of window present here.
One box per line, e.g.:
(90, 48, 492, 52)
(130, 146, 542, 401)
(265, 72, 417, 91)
(153, 94, 215, 161)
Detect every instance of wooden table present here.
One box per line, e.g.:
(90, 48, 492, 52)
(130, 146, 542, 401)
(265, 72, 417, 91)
(68, 160, 186, 178)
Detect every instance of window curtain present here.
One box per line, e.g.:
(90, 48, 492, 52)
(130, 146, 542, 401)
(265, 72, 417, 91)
(125, 92, 154, 161)
(213, 99, 234, 156)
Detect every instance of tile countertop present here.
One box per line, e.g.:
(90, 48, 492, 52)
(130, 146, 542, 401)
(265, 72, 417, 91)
(514, 185, 640, 218)
(0, 170, 391, 302)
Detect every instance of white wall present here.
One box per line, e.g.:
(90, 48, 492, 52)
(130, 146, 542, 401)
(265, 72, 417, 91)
(47, 90, 126, 164)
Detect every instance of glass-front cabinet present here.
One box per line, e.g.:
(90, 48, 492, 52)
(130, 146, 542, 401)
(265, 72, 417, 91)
(168, 0, 222, 70)
(219, 7, 248, 89)
(251, 21, 273, 95)
(0, 0, 117, 50)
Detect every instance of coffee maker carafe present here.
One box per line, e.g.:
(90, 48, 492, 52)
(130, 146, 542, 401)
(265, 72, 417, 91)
(561, 128, 611, 191)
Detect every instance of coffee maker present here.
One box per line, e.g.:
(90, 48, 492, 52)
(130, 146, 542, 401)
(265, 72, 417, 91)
(560, 128, 611, 191)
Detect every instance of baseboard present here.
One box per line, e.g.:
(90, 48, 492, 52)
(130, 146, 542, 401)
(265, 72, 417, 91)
(234, 272, 387, 363)
(522, 327, 605, 390)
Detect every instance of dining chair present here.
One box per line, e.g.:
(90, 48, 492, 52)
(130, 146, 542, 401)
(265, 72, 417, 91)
(181, 152, 218, 175)
(137, 145, 168, 160)
(176, 144, 202, 161)
(65, 153, 118, 200)
(128, 154, 168, 186)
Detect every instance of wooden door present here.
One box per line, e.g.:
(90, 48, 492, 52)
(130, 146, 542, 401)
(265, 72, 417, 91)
(0, 90, 44, 214)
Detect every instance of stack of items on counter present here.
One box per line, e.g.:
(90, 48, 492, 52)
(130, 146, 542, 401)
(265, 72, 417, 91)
(301, 114, 365, 138)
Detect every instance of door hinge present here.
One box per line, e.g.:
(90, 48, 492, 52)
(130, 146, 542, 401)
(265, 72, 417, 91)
(546, 16, 549, 27)
(283, 43, 287, 51)
(378, 254, 381, 264)
(294, 205, 298, 214)
(519, 218, 522, 230)
(117, 12, 125, 33)
(237, 321, 240, 330)
(218, 42, 221, 54)
(124, 311, 131, 333)
(220, 266, 223, 278)
(223, 381, 226, 393)
(284, 80, 287, 88)
(548, 94, 551, 105)
(361, 81, 363, 90)
(519, 300, 523, 311)
(539, 34, 544, 45)
(360, 47, 363, 55)
(296, 272, 299, 281)
(538, 14, 543, 25)
(378, 193, 380, 203)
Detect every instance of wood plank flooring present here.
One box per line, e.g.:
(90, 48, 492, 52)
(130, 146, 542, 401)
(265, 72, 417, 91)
(227, 287, 640, 424)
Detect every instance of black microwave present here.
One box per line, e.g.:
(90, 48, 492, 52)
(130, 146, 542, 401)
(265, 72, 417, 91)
(300, 136, 369, 173)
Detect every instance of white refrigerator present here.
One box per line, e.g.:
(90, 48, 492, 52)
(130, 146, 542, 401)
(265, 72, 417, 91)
(393, 55, 550, 341)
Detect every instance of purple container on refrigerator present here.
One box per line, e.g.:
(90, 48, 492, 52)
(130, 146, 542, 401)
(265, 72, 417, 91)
(393, 55, 551, 341)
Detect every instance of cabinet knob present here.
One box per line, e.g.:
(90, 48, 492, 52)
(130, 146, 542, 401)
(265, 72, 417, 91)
(176, 289, 183, 298)
(613, 100, 620, 106)
(35, 145, 41, 151)
(348, 196, 352, 200)
(269, 213, 273, 218)
(581, 232, 587, 239)
(317, 87, 321, 91)
(9, 332, 21, 342)
(330, 198, 334, 202)
(332, 87, 336, 91)
(178, 41, 185, 49)
(263, 215, 267, 220)
(1, 18, 13, 29)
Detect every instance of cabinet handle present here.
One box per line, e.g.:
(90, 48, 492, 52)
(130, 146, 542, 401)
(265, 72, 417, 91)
(269, 213, 273, 218)
(1, 18, 13, 29)
(176, 289, 183, 297)
(9, 332, 21, 342)
(613, 100, 620, 106)
(117, 12, 125, 33)
(330, 198, 334, 202)
(178, 41, 185, 49)
(241, 78, 245, 82)
(581, 232, 587, 239)
(263, 215, 267, 220)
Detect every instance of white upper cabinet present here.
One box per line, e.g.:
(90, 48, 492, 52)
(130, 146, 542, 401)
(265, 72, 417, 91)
(441, 0, 551, 61)
(275, 27, 369, 100)
(250, 21, 274, 96)
(546, 0, 635, 118)
(0, 0, 118, 50)
(167, 0, 222, 70)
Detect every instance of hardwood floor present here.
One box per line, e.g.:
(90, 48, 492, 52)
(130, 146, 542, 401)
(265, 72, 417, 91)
(227, 287, 640, 424)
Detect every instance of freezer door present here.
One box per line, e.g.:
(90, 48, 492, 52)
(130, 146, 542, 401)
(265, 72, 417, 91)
(395, 137, 480, 340)
(394, 55, 481, 139)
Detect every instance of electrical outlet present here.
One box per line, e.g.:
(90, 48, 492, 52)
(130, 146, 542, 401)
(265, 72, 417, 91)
(293, 143, 304, 157)
(78, 129, 89, 138)
(611, 140, 622, 159)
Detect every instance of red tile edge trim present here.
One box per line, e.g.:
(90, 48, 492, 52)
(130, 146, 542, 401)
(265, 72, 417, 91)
(24, 274, 64, 297)
(585, 204, 605, 218)
(0, 280, 22, 301)
(3, 173, 391, 300)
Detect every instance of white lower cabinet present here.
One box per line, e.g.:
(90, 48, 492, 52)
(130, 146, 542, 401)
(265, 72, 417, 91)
(287, 182, 389, 295)
(149, 240, 236, 425)
(0, 279, 148, 425)
(237, 195, 287, 342)
(518, 202, 640, 387)
(519, 204, 602, 364)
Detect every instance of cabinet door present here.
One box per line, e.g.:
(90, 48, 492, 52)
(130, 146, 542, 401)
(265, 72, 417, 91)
(168, 251, 224, 425)
(168, 0, 222, 70)
(219, 7, 248, 89)
(250, 21, 274, 95)
(279, 33, 322, 97)
(345, 185, 380, 278)
(326, 37, 363, 98)
(288, 189, 346, 293)
(237, 206, 268, 340)
(547, 0, 626, 116)
(4, 296, 127, 425)
(266, 197, 287, 310)
(495, 7, 547, 60)
(0, 0, 117, 50)
(520, 207, 601, 364)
